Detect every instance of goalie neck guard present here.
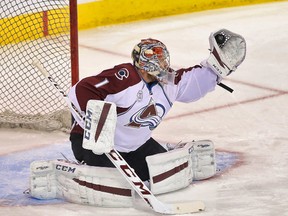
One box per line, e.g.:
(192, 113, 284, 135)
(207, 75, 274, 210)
(131, 38, 171, 83)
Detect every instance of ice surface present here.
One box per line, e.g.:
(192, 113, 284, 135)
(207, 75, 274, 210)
(1, 1, 288, 215)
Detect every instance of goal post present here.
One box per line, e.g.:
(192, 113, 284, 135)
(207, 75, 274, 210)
(70, 0, 79, 86)
(0, 0, 79, 131)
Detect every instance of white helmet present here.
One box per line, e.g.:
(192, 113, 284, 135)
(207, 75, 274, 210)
(131, 38, 171, 83)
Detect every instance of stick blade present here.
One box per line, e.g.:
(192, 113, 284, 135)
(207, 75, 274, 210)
(164, 201, 205, 214)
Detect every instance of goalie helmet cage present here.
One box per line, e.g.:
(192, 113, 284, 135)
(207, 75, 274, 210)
(0, 0, 79, 131)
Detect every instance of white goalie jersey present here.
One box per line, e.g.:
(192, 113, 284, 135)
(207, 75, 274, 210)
(68, 63, 218, 152)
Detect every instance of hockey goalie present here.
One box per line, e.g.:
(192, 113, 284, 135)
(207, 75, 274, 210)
(29, 29, 246, 208)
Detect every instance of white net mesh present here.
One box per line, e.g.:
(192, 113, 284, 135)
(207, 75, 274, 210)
(0, 0, 76, 131)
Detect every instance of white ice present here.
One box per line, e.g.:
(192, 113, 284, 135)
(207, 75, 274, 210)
(1, 1, 288, 215)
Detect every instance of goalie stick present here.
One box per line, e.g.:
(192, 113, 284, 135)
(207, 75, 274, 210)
(32, 59, 205, 214)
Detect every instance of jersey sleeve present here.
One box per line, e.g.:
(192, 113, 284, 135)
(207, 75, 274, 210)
(174, 65, 218, 103)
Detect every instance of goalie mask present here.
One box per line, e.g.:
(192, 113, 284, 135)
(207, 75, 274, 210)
(132, 38, 173, 84)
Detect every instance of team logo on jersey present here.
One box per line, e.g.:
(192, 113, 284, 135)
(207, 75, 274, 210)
(126, 98, 165, 130)
(115, 68, 129, 80)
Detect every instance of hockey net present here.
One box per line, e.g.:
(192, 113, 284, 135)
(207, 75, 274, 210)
(0, 0, 78, 131)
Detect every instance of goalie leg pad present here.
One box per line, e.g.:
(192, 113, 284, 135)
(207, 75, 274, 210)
(29, 160, 134, 207)
(30, 160, 57, 199)
(146, 143, 194, 195)
(149, 139, 216, 193)
(189, 140, 216, 180)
